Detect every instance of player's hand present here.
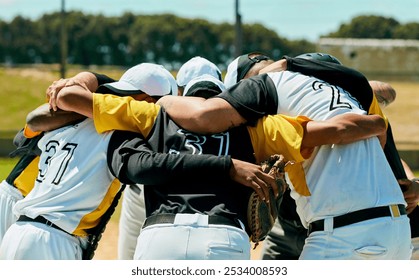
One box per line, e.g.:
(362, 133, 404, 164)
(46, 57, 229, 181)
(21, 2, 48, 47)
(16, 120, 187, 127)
(46, 77, 90, 111)
(47, 78, 70, 111)
(229, 159, 279, 202)
(399, 179, 419, 214)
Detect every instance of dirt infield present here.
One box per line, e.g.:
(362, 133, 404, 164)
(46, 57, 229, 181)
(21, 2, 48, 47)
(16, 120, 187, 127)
(93, 220, 263, 260)
(93, 221, 119, 260)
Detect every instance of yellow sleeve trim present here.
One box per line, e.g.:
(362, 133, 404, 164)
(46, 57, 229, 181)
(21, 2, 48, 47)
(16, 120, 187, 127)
(23, 124, 42, 138)
(74, 179, 121, 236)
(93, 94, 160, 138)
(14, 157, 40, 197)
(247, 114, 309, 163)
(369, 95, 388, 129)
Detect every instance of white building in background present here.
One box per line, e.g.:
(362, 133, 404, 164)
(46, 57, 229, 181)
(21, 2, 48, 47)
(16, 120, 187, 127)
(317, 38, 419, 81)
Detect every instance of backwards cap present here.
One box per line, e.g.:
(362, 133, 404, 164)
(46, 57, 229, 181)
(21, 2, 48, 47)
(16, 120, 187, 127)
(176, 56, 222, 87)
(183, 74, 226, 99)
(223, 52, 271, 88)
(295, 52, 342, 65)
(97, 63, 177, 96)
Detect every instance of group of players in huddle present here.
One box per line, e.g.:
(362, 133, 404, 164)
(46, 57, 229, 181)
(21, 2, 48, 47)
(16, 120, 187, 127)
(0, 51, 418, 260)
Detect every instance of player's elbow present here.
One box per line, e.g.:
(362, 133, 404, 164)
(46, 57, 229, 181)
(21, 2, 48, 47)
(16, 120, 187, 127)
(26, 113, 43, 133)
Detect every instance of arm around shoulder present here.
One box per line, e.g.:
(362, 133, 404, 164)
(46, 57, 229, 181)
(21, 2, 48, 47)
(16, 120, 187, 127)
(26, 103, 86, 132)
(302, 113, 386, 148)
(157, 95, 246, 134)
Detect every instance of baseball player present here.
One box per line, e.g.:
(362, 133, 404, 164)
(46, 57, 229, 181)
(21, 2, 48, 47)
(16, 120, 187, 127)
(176, 56, 222, 95)
(0, 63, 178, 259)
(115, 56, 224, 259)
(156, 58, 412, 259)
(260, 76, 417, 260)
(0, 70, 117, 248)
(0, 130, 41, 244)
(12, 63, 286, 259)
(44, 68, 385, 259)
(223, 52, 272, 89)
(258, 56, 419, 260)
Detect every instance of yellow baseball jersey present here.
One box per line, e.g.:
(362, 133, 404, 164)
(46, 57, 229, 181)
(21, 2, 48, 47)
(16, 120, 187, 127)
(93, 94, 160, 138)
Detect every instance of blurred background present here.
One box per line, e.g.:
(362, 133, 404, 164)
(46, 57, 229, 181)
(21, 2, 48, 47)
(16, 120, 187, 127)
(2, 0, 419, 164)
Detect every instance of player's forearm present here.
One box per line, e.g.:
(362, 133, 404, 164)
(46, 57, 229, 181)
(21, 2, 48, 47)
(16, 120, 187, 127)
(56, 85, 94, 118)
(331, 114, 386, 144)
(157, 95, 245, 134)
(71, 72, 100, 92)
(302, 113, 385, 147)
(26, 103, 86, 132)
(109, 137, 231, 184)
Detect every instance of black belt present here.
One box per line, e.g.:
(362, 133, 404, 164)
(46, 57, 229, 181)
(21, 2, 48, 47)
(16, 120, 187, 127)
(142, 213, 242, 229)
(17, 215, 67, 233)
(307, 204, 407, 236)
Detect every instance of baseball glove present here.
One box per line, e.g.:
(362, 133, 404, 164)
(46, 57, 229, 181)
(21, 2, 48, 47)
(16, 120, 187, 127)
(247, 154, 289, 248)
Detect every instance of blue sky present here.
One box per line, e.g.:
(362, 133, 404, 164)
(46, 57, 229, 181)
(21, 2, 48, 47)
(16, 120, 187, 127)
(1, 0, 419, 41)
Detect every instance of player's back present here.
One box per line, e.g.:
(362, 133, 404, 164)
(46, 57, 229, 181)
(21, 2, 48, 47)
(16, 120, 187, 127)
(267, 71, 405, 225)
(13, 119, 120, 236)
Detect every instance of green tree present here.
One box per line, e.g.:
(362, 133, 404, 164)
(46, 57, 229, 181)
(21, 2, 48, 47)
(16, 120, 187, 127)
(0, 12, 315, 67)
(325, 15, 400, 39)
(6, 16, 44, 63)
(393, 22, 419, 39)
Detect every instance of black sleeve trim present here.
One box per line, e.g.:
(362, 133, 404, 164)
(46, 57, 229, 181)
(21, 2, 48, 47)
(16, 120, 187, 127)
(383, 122, 407, 183)
(284, 55, 373, 111)
(108, 131, 232, 185)
(90, 72, 116, 87)
(216, 74, 278, 126)
(9, 130, 43, 158)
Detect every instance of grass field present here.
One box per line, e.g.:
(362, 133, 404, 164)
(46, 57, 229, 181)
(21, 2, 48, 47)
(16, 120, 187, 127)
(0, 158, 19, 179)
(0, 65, 161, 132)
(1, 65, 418, 143)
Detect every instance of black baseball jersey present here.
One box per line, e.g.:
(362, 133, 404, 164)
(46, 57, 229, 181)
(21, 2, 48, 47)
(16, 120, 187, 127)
(109, 108, 256, 235)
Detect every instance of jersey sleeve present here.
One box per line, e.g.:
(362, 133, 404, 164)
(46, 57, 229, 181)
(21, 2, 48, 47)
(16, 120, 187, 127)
(93, 93, 160, 138)
(108, 130, 232, 185)
(285, 56, 405, 181)
(10, 128, 43, 158)
(90, 72, 116, 87)
(247, 114, 310, 163)
(368, 95, 388, 127)
(383, 122, 407, 181)
(7, 156, 39, 197)
(216, 74, 278, 125)
(284, 55, 373, 112)
(23, 124, 42, 139)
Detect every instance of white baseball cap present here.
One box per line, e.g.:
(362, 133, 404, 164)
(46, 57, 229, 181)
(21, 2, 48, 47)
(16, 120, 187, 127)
(183, 74, 226, 99)
(223, 53, 271, 88)
(176, 56, 222, 87)
(97, 63, 177, 96)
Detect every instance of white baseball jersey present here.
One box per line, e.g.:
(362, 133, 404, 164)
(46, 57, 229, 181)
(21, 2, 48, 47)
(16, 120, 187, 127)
(266, 71, 406, 226)
(13, 119, 121, 236)
(0, 181, 23, 243)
